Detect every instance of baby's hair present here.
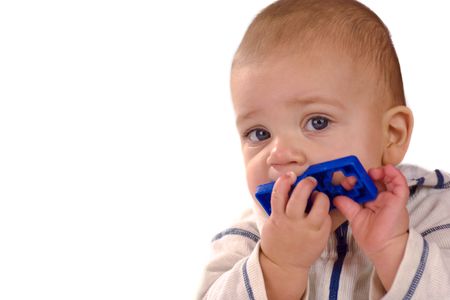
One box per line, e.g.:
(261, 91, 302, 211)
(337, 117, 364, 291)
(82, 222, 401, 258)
(233, 0, 406, 106)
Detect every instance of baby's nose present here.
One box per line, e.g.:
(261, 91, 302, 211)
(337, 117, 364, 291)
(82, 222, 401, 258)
(266, 138, 307, 180)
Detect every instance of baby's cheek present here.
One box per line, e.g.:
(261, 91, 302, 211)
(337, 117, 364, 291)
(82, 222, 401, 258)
(244, 158, 262, 191)
(245, 162, 269, 232)
(246, 171, 259, 197)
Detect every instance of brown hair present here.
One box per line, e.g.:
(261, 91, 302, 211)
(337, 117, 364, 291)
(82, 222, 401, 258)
(232, 0, 406, 106)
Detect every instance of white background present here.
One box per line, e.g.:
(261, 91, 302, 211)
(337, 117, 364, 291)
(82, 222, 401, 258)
(0, 1, 449, 299)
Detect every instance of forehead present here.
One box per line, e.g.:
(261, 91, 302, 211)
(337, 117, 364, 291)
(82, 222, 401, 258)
(231, 49, 381, 115)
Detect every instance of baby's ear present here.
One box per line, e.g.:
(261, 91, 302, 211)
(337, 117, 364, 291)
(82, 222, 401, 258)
(381, 105, 414, 165)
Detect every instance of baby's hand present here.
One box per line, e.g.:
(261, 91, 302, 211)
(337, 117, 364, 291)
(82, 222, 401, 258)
(260, 172, 332, 298)
(261, 172, 332, 272)
(333, 164, 409, 289)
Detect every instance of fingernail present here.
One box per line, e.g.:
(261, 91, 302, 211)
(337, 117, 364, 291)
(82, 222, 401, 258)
(286, 171, 296, 183)
(306, 176, 317, 184)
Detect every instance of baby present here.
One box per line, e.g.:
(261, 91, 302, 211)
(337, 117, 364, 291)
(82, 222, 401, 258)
(198, 0, 450, 299)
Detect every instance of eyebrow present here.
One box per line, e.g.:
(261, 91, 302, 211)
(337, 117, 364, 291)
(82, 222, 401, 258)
(286, 96, 345, 108)
(236, 109, 262, 126)
(236, 95, 344, 125)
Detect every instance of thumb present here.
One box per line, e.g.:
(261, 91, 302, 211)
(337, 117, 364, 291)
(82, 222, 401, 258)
(333, 196, 362, 222)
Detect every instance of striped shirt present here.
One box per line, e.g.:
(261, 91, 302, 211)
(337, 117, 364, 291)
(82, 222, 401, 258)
(197, 164, 450, 299)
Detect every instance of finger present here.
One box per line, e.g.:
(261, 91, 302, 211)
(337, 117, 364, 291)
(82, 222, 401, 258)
(341, 176, 357, 191)
(270, 171, 296, 216)
(368, 167, 387, 192)
(363, 197, 383, 211)
(286, 176, 317, 219)
(368, 167, 384, 181)
(333, 195, 362, 223)
(307, 192, 330, 228)
(370, 165, 409, 200)
(381, 164, 409, 201)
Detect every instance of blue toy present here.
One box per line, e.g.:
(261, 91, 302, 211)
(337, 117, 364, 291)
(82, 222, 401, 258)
(255, 155, 378, 215)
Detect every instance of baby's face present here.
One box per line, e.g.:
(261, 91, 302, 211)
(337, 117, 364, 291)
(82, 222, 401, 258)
(231, 48, 388, 201)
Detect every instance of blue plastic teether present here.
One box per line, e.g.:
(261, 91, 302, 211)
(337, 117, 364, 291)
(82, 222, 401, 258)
(255, 155, 378, 215)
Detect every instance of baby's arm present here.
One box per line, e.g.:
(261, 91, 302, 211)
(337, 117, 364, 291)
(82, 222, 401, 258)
(335, 165, 450, 298)
(333, 165, 410, 290)
(196, 210, 266, 300)
(260, 173, 331, 299)
(198, 174, 332, 300)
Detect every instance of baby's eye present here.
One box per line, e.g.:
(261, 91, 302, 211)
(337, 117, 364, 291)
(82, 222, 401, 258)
(305, 116, 329, 131)
(246, 128, 271, 142)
